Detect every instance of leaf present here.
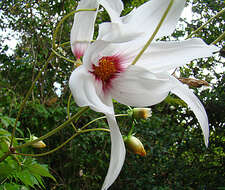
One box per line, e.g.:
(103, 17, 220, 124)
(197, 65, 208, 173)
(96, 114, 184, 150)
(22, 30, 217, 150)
(0, 163, 13, 177)
(0, 183, 29, 190)
(16, 169, 39, 188)
(0, 129, 11, 137)
(28, 164, 56, 182)
(0, 116, 20, 128)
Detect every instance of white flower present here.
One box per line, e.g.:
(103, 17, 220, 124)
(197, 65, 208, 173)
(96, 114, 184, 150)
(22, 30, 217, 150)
(69, 0, 219, 189)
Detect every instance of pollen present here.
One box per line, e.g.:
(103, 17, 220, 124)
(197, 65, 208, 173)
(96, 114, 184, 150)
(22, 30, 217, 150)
(92, 57, 118, 82)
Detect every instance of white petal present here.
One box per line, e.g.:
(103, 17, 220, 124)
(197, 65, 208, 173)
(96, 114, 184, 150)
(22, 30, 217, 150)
(97, 0, 185, 42)
(111, 65, 172, 107)
(137, 38, 219, 73)
(98, 0, 124, 22)
(70, 0, 98, 58)
(97, 22, 142, 42)
(121, 0, 186, 39)
(82, 40, 111, 68)
(170, 77, 209, 147)
(102, 114, 126, 190)
(69, 66, 114, 115)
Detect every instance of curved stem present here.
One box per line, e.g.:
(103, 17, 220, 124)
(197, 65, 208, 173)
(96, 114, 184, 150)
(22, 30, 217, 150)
(127, 122, 135, 137)
(14, 128, 110, 157)
(80, 114, 128, 130)
(52, 48, 75, 63)
(131, 0, 174, 65)
(67, 93, 77, 131)
(60, 41, 70, 47)
(14, 107, 89, 150)
(186, 8, 225, 39)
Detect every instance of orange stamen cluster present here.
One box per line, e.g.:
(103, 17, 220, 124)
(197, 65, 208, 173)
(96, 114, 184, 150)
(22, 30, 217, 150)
(92, 57, 117, 82)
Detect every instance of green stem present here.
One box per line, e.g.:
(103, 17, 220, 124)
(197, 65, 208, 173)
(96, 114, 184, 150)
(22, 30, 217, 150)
(131, 0, 174, 65)
(10, 52, 55, 147)
(14, 128, 110, 157)
(59, 41, 70, 47)
(14, 107, 89, 150)
(211, 31, 225, 45)
(80, 114, 128, 130)
(67, 93, 77, 131)
(0, 107, 89, 162)
(186, 8, 225, 39)
(52, 48, 75, 63)
(52, 8, 97, 49)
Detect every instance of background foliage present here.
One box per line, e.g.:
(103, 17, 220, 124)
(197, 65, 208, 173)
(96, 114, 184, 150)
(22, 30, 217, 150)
(0, 0, 224, 189)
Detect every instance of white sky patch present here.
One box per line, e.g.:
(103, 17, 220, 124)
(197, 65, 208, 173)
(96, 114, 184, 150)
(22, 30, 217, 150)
(0, 10, 21, 55)
(54, 82, 62, 97)
(1, 29, 21, 55)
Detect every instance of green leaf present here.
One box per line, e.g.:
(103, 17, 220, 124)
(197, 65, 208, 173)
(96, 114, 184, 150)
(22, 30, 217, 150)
(16, 169, 38, 188)
(0, 129, 11, 137)
(0, 183, 29, 190)
(0, 116, 20, 128)
(0, 163, 13, 177)
(28, 164, 56, 182)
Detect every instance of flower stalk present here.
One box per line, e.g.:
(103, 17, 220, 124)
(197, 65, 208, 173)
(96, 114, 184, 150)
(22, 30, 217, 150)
(51, 48, 75, 63)
(67, 93, 77, 131)
(14, 128, 110, 157)
(14, 106, 89, 150)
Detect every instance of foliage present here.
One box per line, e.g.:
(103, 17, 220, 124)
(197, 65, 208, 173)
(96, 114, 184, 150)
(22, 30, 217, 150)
(0, 0, 224, 190)
(0, 115, 55, 189)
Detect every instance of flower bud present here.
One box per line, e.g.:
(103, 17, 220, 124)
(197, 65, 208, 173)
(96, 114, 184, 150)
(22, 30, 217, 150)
(124, 135, 146, 156)
(31, 136, 46, 149)
(128, 108, 152, 120)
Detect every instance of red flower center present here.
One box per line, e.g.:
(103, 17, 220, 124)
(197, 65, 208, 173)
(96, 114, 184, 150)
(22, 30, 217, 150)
(91, 56, 124, 91)
(92, 57, 117, 81)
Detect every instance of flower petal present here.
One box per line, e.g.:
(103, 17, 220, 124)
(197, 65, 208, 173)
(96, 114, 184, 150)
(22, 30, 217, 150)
(82, 40, 112, 68)
(98, 0, 185, 42)
(111, 65, 172, 107)
(170, 77, 209, 147)
(102, 114, 126, 190)
(121, 0, 186, 39)
(69, 66, 114, 115)
(97, 22, 142, 42)
(70, 0, 98, 58)
(137, 38, 219, 73)
(98, 0, 124, 22)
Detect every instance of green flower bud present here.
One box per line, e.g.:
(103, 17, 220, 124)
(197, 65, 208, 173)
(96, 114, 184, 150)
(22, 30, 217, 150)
(124, 135, 146, 157)
(31, 136, 46, 149)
